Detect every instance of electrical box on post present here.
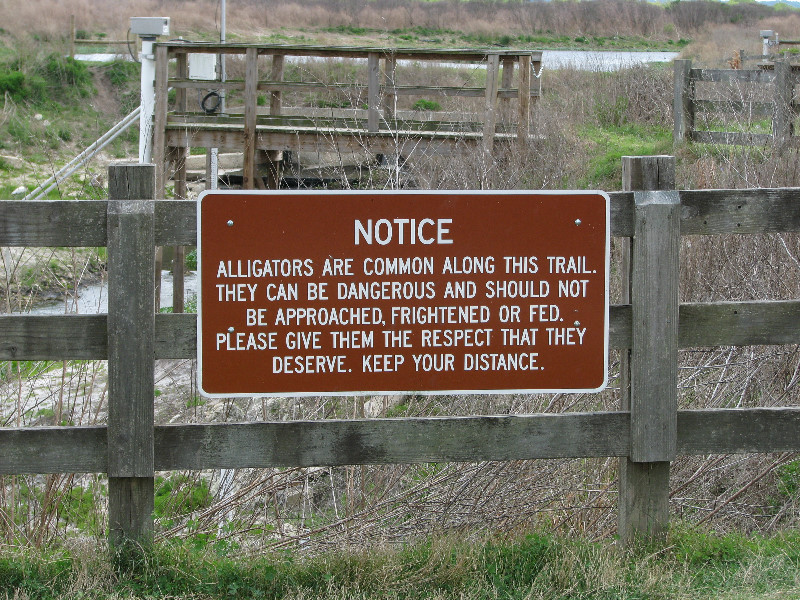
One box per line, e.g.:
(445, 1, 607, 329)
(189, 54, 218, 81)
(130, 17, 170, 37)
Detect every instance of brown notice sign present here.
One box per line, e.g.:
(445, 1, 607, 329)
(198, 190, 609, 397)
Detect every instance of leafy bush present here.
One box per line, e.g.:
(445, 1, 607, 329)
(0, 69, 46, 103)
(412, 98, 442, 111)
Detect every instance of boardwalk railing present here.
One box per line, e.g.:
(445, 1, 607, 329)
(674, 58, 797, 146)
(3, 158, 800, 547)
(154, 43, 542, 194)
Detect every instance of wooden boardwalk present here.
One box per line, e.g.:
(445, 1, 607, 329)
(153, 43, 542, 194)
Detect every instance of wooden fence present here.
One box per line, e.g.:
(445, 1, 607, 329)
(3, 157, 800, 548)
(674, 58, 798, 146)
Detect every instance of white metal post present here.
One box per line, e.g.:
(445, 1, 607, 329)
(209, 0, 226, 189)
(138, 37, 157, 164)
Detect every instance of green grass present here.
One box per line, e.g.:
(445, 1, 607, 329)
(579, 123, 673, 189)
(2, 529, 800, 599)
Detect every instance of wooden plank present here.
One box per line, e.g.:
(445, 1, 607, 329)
(0, 315, 107, 359)
(242, 47, 258, 190)
(693, 100, 774, 117)
(153, 45, 169, 199)
(383, 56, 397, 122)
(0, 426, 107, 474)
(6, 407, 800, 476)
(154, 313, 196, 358)
(678, 408, 800, 454)
(69, 14, 75, 59)
(155, 199, 197, 246)
(609, 191, 634, 237)
(175, 53, 188, 113)
(107, 165, 155, 547)
(692, 68, 775, 83)
(165, 128, 480, 157)
(107, 196, 155, 476)
(0, 313, 194, 360)
(517, 55, 531, 144)
(270, 54, 284, 116)
(154, 413, 631, 470)
(680, 188, 800, 234)
(6, 300, 797, 362)
(161, 42, 542, 63)
(108, 478, 154, 549)
(168, 79, 244, 91)
(631, 189, 679, 463)
(674, 60, 693, 143)
(773, 60, 794, 142)
(618, 462, 670, 541)
(8, 188, 800, 250)
(690, 130, 774, 146)
(680, 300, 800, 346)
(368, 52, 380, 133)
(0, 200, 107, 247)
(619, 156, 676, 545)
(482, 54, 500, 154)
(500, 57, 514, 113)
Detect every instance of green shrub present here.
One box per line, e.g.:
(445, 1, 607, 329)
(185, 249, 198, 271)
(412, 98, 442, 111)
(105, 59, 140, 87)
(0, 69, 47, 103)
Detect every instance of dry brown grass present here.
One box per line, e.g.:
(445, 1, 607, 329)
(1, 0, 789, 48)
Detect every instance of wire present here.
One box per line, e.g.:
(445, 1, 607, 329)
(126, 28, 140, 63)
(201, 90, 222, 114)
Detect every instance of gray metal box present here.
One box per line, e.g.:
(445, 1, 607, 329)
(130, 17, 170, 37)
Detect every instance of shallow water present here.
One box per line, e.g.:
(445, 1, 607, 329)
(30, 270, 198, 315)
(74, 50, 680, 72)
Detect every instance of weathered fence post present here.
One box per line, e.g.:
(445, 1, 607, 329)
(69, 15, 76, 60)
(673, 59, 693, 143)
(242, 47, 259, 190)
(517, 54, 532, 147)
(107, 163, 156, 549)
(368, 52, 381, 133)
(483, 54, 500, 154)
(773, 60, 794, 143)
(619, 156, 679, 544)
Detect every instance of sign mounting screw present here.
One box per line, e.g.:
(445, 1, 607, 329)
(574, 219, 582, 226)
(227, 220, 234, 227)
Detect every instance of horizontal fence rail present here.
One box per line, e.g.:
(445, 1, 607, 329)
(4, 408, 800, 475)
(2, 161, 800, 545)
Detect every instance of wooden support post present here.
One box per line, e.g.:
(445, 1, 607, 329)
(483, 54, 500, 154)
(673, 59, 694, 143)
(270, 54, 285, 116)
(618, 156, 678, 545)
(773, 60, 794, 143)
(107, 164, 156, 549)
(383, 56, 397, 123)
(171, 53, 188, 313)
(172, 148, 186, 313)
(261, 54, 285, 190)
(368, 52, 380, 133)
(517, 55, 531, 147)
(152, 45, 169, 312)
(243, 47, 258, 190)
(69, 15, 75, 60)
(175, 53, 188, 113)
(500, 57, 514, 116)
(153, 45, 169, 199)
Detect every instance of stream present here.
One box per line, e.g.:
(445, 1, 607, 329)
(30, 270, 198, 315)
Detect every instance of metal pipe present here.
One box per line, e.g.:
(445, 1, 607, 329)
(24, 106, 141, 200)
(138, 37, 157, 164)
